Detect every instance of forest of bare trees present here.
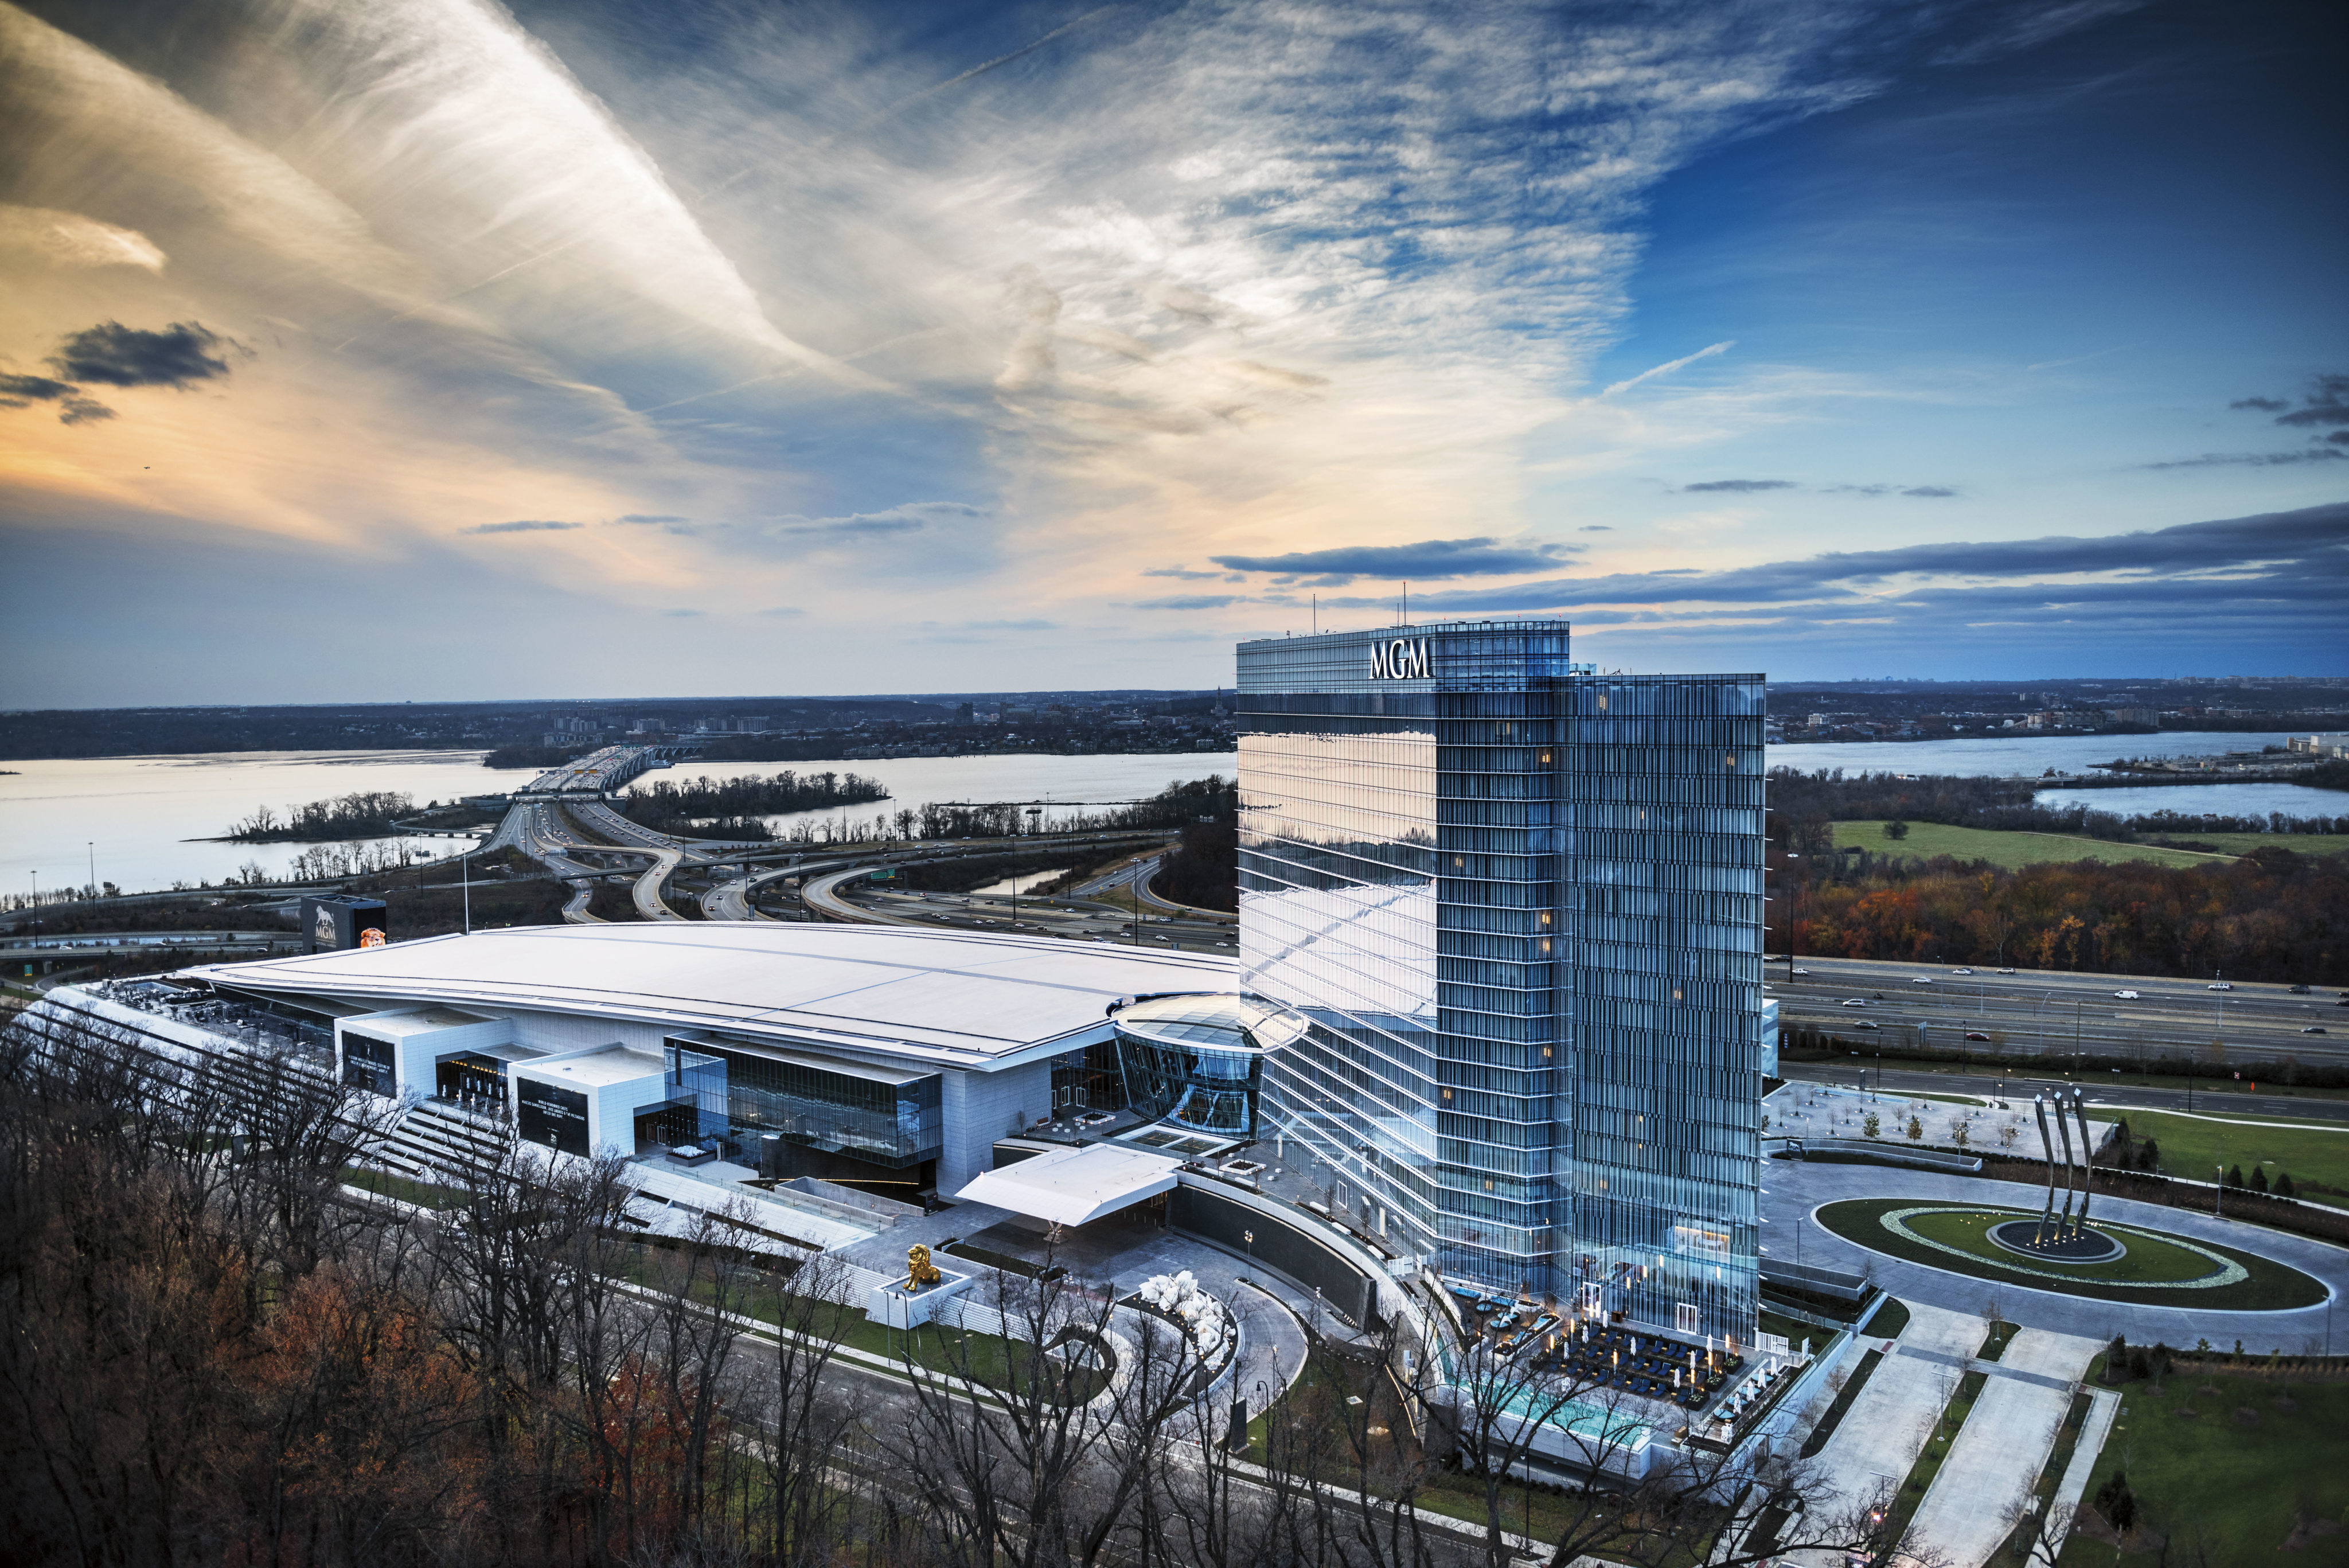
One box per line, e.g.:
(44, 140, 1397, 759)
(2, 1001, 1922, 1568)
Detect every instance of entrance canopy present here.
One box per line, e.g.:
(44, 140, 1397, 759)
(954, 1142, 1186, 1227)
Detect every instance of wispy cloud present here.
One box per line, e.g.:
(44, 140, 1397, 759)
(462, 519, 583, 535)
(1681, 478, 1793, 493)
(1211, 537, 1578, 585)
(49, 320, 239, 387)
(1603, 341, 1735, 397)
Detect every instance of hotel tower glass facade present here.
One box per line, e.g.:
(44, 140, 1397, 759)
(1235, 620, 1765, 1338)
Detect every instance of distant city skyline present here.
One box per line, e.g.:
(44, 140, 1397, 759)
(1, 0, 2342, 707)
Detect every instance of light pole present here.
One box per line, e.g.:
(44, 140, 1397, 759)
(87, 841, 95, 900)
(2215, 1165, 2225, 1219)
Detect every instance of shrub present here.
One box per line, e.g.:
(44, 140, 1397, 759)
(2094, 1470, 2136, 1531)
(2276, 1171, 2298, 1199)
(2252, 1166, 2269, 1193)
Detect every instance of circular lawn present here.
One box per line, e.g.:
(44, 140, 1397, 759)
(1814, 1199, 2328, 1311)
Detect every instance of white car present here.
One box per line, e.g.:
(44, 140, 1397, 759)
(2114, 989, 2139, 1000)
(1842, 998, 1868, 1007)
(1952, 968, 1974, 976)
(2208, 982, 2234, 992)
(1998, 967, 2016, 974)
(1911, 977, 1933, 985)
(1792, 967, 1812, 976)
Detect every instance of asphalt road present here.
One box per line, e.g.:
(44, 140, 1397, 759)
(1770, 953, 2346, 1067)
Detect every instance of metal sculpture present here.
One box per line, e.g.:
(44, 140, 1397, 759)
(907, 1242, 942, 1289)
(2031, 1094, 2061, 1245)
(2053, 1094, 2080, 1240)
(2069, 1088, 2096, 1239)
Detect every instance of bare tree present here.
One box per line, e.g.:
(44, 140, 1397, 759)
(892, 1252, 1206, 1568)
(2001, 1494, 2077, 1567)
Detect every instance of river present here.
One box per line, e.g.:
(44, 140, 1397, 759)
(0, 749, 1239, 898)
(5, 732, 2332, 901)
(1770, 730, 2303, 777)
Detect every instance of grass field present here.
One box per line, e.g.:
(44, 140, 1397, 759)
(1815, 1199, 2328, 1309)
(2140, 831, 2349, 859)
(1831, 821, 2233, 870)
(2059, 1370, 2349, 1566)
(2101, 1107, 2349, 1211)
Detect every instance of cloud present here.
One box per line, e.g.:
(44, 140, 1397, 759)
(616, 513, 689, 524)
(462, 519, 583, 535)
(1603, 341, 1735, 397)
(2138, 450, 2346, 470)
(1579, 525, 1613, 532)
(758, 606, 805, 617)
(1324, 501, 2347, 617)
(0, 205, 165, 271)
(1681, 479, 1793, 493)
(1210, 537, 1579, 584)
(960, 618, 1060, 631)
(1135, 594, 1252, 610)
(1821, 483, 1961, 497)
(48, 321, 239, 388)
(1142, 565, 1231, 580)
(0, 371, 76, 404)
(2230, 396, 2288, 412)
(2272, 372, 2348, 429)
(57, 396, 115, 426)
(661, 608, 703, 618)
(767, 501, 985, 538)
(1902, 485, 1958, 498)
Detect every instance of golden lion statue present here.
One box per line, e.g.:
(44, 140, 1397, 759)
(907, 1243, 942, 1289)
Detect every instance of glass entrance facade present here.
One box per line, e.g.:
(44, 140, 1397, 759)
(1236, 620, 1765, 1339)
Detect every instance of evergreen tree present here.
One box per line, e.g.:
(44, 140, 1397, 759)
(2094, 1471, 2136, 1531)
(2252, 1165, 2269, 1193)
(2226, 1164, 2245, 1188)
(2276, 1171, 2298, 1199)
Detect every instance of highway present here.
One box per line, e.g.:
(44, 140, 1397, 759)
(1771, 953, 2347, 1069)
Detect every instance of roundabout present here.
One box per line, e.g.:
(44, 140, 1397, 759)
(1815, 1199, 2330, 1311)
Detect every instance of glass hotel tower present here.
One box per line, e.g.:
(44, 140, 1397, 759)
(1235, 620, 1766, 1339)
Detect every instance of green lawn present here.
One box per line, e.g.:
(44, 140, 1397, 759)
(2100, 1107, 2349, 1211)
(1831, 821, 2235, 870)
(1815, 1199, 2328, 1310)
(2059, 1370, 2349, 1566)
(2139, 831, 2349, 859)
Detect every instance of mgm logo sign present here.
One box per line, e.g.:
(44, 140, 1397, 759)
(1367, 637, 1430, 681)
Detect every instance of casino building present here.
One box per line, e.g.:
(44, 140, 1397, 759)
(1234, 619, 1767, 1338)
(174, 923, 1300, 1216)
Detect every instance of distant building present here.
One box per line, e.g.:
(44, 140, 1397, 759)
(2289, 732, 2349, 759)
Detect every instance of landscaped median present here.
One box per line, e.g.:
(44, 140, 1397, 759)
(1815, 1199, 2328, 1310)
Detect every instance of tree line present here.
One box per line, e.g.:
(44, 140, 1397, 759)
(1769, 766, 2349, 843)
(1769, 844, 2344, 984)
(221, 790, 417, 842)
(619, 770, 891, 841)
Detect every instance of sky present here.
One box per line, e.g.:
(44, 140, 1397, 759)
(0, 0, 2342, 707)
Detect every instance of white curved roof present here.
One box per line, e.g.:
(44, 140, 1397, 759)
(187, 922, 1239, 1068)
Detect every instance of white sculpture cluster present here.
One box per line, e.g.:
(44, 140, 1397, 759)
(1136, 1271, 1230, 1359)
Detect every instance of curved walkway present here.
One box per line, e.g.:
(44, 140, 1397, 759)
(1770, 1158, 2347, 1346)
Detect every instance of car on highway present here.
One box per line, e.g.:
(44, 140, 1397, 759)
(1855, 1020, 1879, 1029)
(1953, 968, 1974, 976)
(1792, 967, 1812, 976)
(1842, 998, 1868, 1007)
(2305, 1027, 2328, 1035)
(1965, 1032, 1991, 1042)
(2290, 984, 2312, 994)
(2208, 982, 2233, 990)
(1998, 967, 2016, 974)
(2114, 990, 2140, 1000)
